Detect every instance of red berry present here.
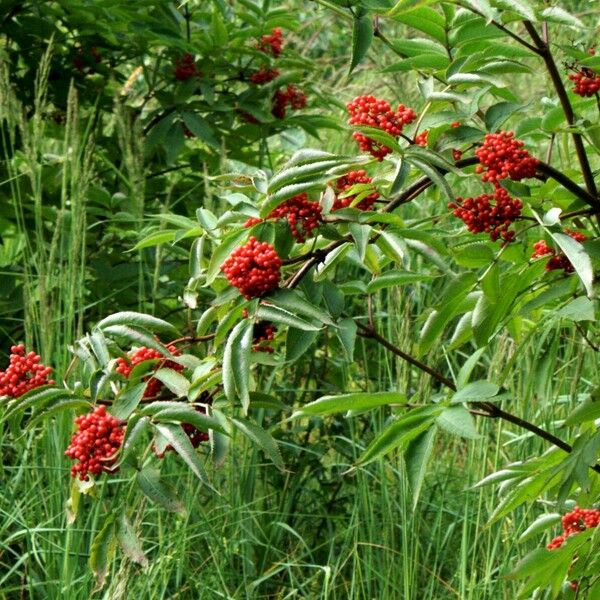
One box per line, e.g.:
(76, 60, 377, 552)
(532, 230, 588, 273)
(65, 406, 125, 481)
(334, 170, 379, 211)
(414, 130, 428, 146)
(237, 109, 260, 124)
(547, 506, 600, 550)
(245, 194, 321, 241)
(155, 391, 214, 458)
(174, 53, 197, 81)
(115, 344, 182, 398)
(72, 46, 102, 74)
(244, 217, 263, 228)
(272, 85, 307, 119)
(271, 193, 322, 241)
(250, 68, 280, 85)
(531, 239, 554, 259)
(569, 68, 600, 97)
(450, 185, 522, 242)
(250, 318, 277, 353)
(0, 346, 54, 398)
(256, 28, 284, 57)
(346, 95, 417, 160)
(221, 237, 282, 299)
(475, 131, 539, 182)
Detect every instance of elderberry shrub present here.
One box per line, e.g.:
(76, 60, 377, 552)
(0, 345, 54, 398)
(346, 94, 416, 160)
(221, 237, 282, 299)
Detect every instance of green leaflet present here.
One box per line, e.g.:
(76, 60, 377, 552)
(349, 15, 373, 74)
(136, 466, 185, 514)
(293, 391, 407, 417)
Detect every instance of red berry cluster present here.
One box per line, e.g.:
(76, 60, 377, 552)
(244, 194, 321, 241)
(250, 67, 280, 85)
(73, 46, 102, 73)
(247, 29, 295, 118)
(415, 130, 428, 146)
(241, 309, 278, 353)
(237, 109, 259, 125)
(272, 85, 307, 119)
(269, 193, 323, 242)
(346, 95, 417, 160)
(450, 122, 463, 160)
(0, 345, 54, 399)
(448, 185, 523, 242)
(531, 230, 588, 272)
(256, 28, 284, 57)
(252, 320, 277, 353)
(244, 216, 263, 228)
(547, 506, 600, 549)
(116, 344, 182, 398)
(334, 170, 380, 211)
(181, 409, 210, 446)
(531, 239, 554, 259)
(569, 68, 600, 97)
(221, 237, 282, 299)
(154, 392, 214, 458)
(475, 131, 539, 182)
(174, 53, 197, 81)
(64, 406, 125, 480)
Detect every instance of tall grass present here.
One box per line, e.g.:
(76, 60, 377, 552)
(0, 47, 92, 371)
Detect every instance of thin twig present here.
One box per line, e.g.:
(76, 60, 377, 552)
(384, 157, 597, 213)
(523, 21, 598, 201)
(536, 162, 598, 208)
(357, 322, 600, 474)
(358, 323, 456, 390)
(169, 334, 216, 345)
(574, 323, 600, 352)
(367, 295, 374, 329)
(283, 156, 597, 291)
